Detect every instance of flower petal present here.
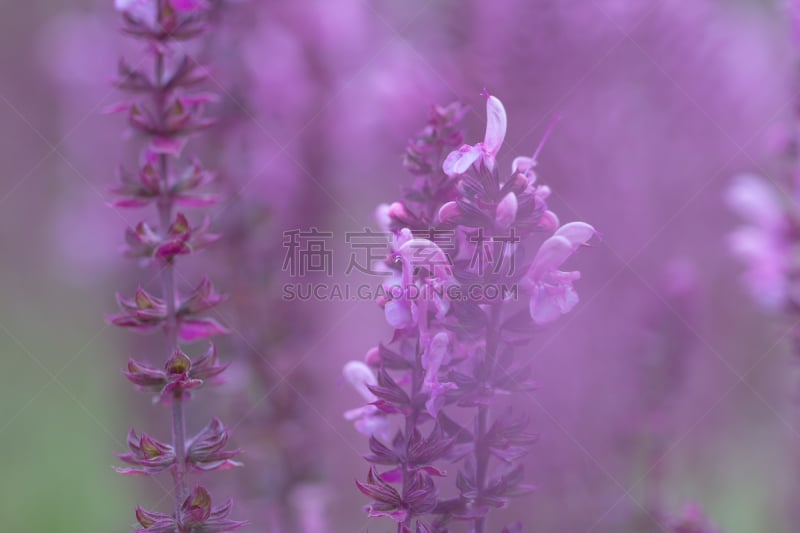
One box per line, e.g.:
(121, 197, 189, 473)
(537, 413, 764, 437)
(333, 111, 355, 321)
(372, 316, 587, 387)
(529, 282, 579, 325)
(483, 94, 507, 156)
(343, 361, 378, 402)
(726, 173, 783, 227)
(443, 144, 481, 176)
(178, 318, 229, 342)
(554, 222, 595, 248)
(495, 192, 518, 229)
(528, 236, 573, 280)
(385, 299, 414, 329)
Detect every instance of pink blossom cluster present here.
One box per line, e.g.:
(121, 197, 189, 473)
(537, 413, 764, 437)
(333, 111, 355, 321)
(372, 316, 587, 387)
(343, 94, 595, 531)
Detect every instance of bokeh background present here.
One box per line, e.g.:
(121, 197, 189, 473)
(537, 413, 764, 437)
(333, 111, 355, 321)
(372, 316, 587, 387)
(1, 0, 797, 531)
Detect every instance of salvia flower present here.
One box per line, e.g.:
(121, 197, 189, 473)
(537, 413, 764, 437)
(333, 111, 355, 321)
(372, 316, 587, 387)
(110, 278, 229, 341)
(186, 418, 243, 472)
(522, 221, 596, 325)
(344, 93, 594, 531)
(135, 486, 245, 533)
(110, 153, 218, 209)
(726, 173, 793, 310)
(108, 2, 243, 530)
(115, 429, 175, 476)
(124, 344, 228, 402)
(343, 360, 392, 441)
(356, 467, 439, 522)
(443, 93, 507, 175)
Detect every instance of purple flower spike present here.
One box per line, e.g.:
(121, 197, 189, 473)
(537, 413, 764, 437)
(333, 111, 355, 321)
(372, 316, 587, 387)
(346, 94, 594, 531)
(108, 2, 243, 529)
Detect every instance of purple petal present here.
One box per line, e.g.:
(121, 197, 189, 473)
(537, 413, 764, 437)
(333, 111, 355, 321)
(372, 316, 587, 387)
(179, 318, 230, 342)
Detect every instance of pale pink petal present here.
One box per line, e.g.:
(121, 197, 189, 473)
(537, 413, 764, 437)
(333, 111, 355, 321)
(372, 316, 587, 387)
(443, 144, 481, 176)
(398, 238, 453, 282)
(554, 222, 595, 248)
(354, 413, 391, 440)
(534, 184, 551, 200)
(512, 156, 534, 175)
(529, 236, 573, 280)
(538, 210, 560, 233)
(421, 332, 454, 417)
(384, 299, 414, 329)
(495, 192, 518, 229)
(529, 285, 562, 325)
(529, 282, 579, 325)
(421, 332, 448, 373)
(343, 405, 373, 421)
(728, 227, 770, 261)
(483, 95, 507, 155)
(726, 174, 783, 227)
(115, 0, 156, 25)
(394, 227, 414, 249)
(437, 201, 460, 225)
(342, 361, 378, 402)
(374, 203, 392, 231)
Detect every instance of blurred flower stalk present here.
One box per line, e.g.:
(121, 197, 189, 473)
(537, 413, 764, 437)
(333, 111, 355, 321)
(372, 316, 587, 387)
(107, 0, 244, 531)
(344, 93, 595, 531)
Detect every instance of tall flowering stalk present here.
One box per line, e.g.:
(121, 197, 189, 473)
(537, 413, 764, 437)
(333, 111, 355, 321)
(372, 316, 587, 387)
(726, 3, 800, 529)
(626, 263, 723, 532)
(108, 1, 244, 531)
(343, 94, 595, 532)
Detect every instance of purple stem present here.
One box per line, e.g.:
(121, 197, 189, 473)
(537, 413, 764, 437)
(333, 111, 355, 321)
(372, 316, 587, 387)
(399, 338, 423, 532)
(473, 303, 502, 533)
(154, 0, 188, 512)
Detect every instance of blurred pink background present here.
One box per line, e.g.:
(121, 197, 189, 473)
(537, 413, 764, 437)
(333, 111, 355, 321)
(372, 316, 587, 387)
(0, 0, 797, 531)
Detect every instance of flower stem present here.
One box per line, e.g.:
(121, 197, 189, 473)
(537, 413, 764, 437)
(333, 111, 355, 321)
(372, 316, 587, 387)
(473, 303, 501, 533)
(153, 0, 187, 512)
(400, 337, 423, 529)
